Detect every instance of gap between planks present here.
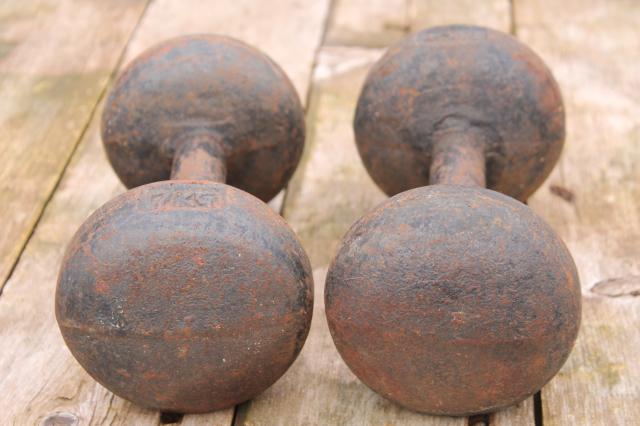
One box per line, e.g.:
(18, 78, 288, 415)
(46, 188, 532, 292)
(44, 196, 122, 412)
(235, 1, 532, 424)
(0, 0, 152, 291)
(0, 0, 154, 297)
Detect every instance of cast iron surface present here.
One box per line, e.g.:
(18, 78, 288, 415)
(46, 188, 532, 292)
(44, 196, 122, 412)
(354, 25, 565, 202)
(56, 35, 313, 413)
(325, 186, 581, 415)
(57, 182, 313, 412)
(327, 25, 581, 416)
(102, 34, 305, 202)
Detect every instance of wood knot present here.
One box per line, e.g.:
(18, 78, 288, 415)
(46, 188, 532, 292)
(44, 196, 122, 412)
(41, 412, 79, 426)
(591, 275, 640, 297)
(549, 184, 575, 203)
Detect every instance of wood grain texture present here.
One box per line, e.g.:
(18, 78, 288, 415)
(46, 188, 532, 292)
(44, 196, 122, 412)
(238, 50, 465, 424)
(492, 398, 535, 426)
(120, 0, 331, 105)
(325, 0, 511, 48)
(324, 0, 409, 47)
(0, 109, 160, 425)
(515, 0, 640, 424)
(543, 295, 640, 426)
(242, 43, 508, 424)
(518, 0, 640, 292)
(410, 0, 511, 33)
(0, 0, 149, 289)
(2, 1, 637, 424)
(0, 0, 330, 424)
(238, 1, 538, 424)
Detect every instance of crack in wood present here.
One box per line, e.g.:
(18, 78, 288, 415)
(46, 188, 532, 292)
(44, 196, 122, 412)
(591, 275, 640, 297)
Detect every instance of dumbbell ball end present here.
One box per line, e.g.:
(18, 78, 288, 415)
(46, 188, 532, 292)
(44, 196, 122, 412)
(325, 185, 581, 415)
(102, 34, 305, 202)
(56, 182, 313, 412)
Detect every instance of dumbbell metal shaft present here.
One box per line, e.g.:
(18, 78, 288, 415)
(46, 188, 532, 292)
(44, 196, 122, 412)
(170, 132, 227, 182)
(429, 120, 488, 187)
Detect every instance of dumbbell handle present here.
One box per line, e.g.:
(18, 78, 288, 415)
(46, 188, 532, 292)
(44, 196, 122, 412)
(428, 120, 489, 188)
(170, 132, 226, 182)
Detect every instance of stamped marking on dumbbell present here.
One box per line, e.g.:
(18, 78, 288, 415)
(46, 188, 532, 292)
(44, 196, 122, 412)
(149, 190, 221, 209)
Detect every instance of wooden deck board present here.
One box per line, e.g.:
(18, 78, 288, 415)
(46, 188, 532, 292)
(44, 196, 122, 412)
(0, 0, 329, 424)
(0, 108, 161, 426)
(238, 1, 538, 425)
(324, 0, 409, 48)
(492, 398, 535, 426)
(0, 0, 149, 289)
(409, 0, 511, 34)
(516, 0, 640, 424)
(325, 0, 510, 48)
(0, 0, 638, 424)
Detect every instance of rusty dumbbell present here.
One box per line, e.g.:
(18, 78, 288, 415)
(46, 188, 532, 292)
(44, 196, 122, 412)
(326, 26, 581, 415)
(55, 35, 313, 413)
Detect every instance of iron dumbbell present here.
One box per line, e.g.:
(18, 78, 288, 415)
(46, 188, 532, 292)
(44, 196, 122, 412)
(56, 35, 313, 413)
(326, 26, 581, 415)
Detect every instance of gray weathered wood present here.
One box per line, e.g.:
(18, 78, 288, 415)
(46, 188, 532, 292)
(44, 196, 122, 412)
(0, 0, 330, 424)
(238, 1, 538, 423)
(516, 0, 640, 424)
(410, 0, 511, 33)
(2, 1, 638, 424)
(0, 0, 149, 288)
(325, 0, 409, 47)
(238, 45, 465, 426)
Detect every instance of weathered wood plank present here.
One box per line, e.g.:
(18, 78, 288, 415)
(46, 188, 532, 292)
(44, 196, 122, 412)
(121, 0, 330, 104)
(543, 295, 640, 426)
(0, 0, 149, 289)
(238, 46, 463, 426)
(242, 49, 463, 425)
(0, 111, 159, 425)
(492, 398, 535, 426)
(410, 0, 511, 33)
(324, 0, 409, 47)
(238, 1, 537, 424)
(325, 0, 511, 48)
(0, 0, 330, 424)
(515, 0, 640, 424)
(115, 0, 331, 217)
(517, 0, 640, 292)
